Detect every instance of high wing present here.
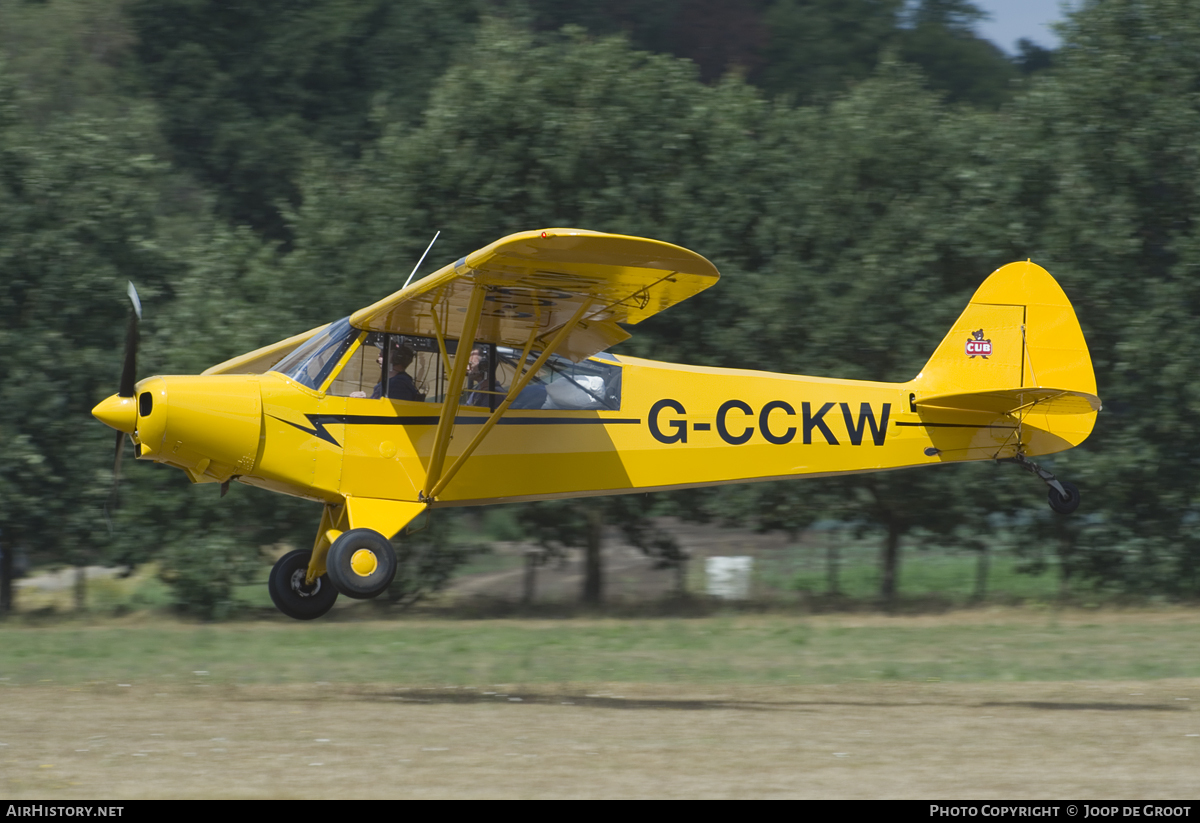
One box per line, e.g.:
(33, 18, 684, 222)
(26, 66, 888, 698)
(348, 229, 720, 362)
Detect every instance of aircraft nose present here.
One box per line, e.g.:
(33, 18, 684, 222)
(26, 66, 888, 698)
(135, 375, 262, 480)
(92, 394, 137, 434)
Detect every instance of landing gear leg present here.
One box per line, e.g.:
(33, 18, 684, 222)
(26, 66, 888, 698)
(1001, 454, 1080, 515)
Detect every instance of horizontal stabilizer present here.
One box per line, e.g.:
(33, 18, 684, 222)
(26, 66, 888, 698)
(917, 387, 1102, 416)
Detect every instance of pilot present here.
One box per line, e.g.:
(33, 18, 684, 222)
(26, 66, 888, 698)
(352, 343, 420, 401)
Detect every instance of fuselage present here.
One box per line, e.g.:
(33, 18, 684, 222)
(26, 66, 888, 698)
(111, 350, 1092, 510)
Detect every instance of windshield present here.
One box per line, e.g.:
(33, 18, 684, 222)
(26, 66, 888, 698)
(271, 317, 359, 390)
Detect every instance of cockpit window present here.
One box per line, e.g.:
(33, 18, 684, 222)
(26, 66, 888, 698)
(271, 317, 358, 390)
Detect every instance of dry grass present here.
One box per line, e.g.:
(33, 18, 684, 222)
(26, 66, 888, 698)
(1, 678, 1198, 799)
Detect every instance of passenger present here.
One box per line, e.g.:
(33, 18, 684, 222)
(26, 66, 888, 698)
(463, 347, 496, 408)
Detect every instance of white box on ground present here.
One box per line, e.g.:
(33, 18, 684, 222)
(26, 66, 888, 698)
(706, 556, 753, 600)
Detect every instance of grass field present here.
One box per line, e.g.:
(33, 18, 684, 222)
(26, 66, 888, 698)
(2, 610, 1199, 798)
(4, 609, 1200, 686)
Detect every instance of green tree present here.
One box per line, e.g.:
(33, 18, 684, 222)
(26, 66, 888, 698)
(127, 0, 489, 243)
(756, 0, 904, 103)
(509, 0, 769, 82)
(0, 0, 137, 124)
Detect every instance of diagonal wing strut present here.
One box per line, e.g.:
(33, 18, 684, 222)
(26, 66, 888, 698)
(425, 298, 594, 501)
(421, 283, 488, 501)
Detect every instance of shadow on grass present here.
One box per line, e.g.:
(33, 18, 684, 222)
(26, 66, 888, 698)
(228, 687, 1195, 714)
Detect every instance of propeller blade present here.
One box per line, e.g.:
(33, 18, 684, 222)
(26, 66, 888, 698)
(118, 282, 141, 398)
(126, 281, 142, 320)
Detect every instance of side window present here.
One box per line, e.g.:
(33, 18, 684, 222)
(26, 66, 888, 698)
(327, 335, 376, 397)
(495, 347, 622, 411)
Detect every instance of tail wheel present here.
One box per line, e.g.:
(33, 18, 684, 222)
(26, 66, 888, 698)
(269, 549, 339, 620)
(1048, 481, 1081, 515)
(326, 529, 397, 600)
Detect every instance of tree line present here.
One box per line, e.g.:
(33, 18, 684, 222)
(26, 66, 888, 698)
(1, 0, 1197, 616)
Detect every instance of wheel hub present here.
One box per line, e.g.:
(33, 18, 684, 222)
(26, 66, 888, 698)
(290, 569, 319, 597)
(350, 548, 378, 577)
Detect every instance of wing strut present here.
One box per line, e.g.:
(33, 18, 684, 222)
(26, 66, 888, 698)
(426, 298, 594, 501)
(421, 283, 488, 500)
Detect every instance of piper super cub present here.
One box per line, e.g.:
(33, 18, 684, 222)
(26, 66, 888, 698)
(92, 229, 1101, 619)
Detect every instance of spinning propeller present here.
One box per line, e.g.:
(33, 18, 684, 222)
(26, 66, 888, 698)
(102, 283, 142, 525)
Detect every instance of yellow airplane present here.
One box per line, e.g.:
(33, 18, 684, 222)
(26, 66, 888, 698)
(92, 229, 1101, 619)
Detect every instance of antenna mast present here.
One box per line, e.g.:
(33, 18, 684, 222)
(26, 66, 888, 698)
(404, 231, 441, 289)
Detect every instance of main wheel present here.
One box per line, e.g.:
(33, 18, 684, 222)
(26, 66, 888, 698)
(326, 529, 397, 600)
(268, 549, 339, 620)
(1048, 481, 1081, 515)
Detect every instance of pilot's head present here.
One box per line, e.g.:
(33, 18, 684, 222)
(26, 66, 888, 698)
(393, 344, 414, 369)
(377, 343, 414, 372)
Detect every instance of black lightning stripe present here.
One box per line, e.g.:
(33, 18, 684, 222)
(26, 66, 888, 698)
(269, 414, 343, 446)
(268, 413, 642, 449)
(894, 421, 1017, 429)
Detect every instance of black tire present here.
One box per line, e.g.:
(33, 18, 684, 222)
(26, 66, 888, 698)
(326, 529, 397, 600)
(1048, 481, 1081, 515)
(268, 549, 339, 620)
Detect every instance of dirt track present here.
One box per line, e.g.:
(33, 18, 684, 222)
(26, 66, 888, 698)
(3, 679, 1197, 798)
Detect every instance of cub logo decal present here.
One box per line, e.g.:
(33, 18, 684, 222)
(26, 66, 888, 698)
(966, 329, 992, 359)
